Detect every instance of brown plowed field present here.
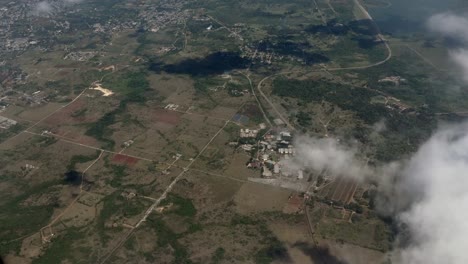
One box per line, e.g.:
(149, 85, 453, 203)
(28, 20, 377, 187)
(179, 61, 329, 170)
(329, 178, 358, 205)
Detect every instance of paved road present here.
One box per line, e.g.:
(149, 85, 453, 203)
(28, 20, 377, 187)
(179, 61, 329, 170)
(99, 117, 233, 263)
(256, 0, 393, 129)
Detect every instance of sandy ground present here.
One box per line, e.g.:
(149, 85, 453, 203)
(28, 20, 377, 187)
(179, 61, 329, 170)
(90, 83, 114, 97)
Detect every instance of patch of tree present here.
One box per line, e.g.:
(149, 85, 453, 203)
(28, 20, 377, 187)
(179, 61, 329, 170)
(0, 124, 24, 144)
(373, 15, 422, 36)
(252, 8, 284, 18)
(255, 238, 291, 264)
(296, 111, 312, 127)
(161, 194, 197, 218)
(108, 165, 128, 187)
(86, 72, 150, 149)
(239, 137, 257, 145)
(345, 202, 364, 214)
(31, 227, 86, 264)
(256, 38, 329, 65)
(147, 216, 193, 264)
(352, 36, 384, 49)
(211, 247, 225, 264)
(273, 78, 436, 161)
(272, 78, 388, 124)
(348, 19, 380, 36)
(376, 108, 435, 161)
(227, 82, 244, 97)
(305, 19, 349, 35)
(67, 151, 100, 170)
(231, 214, 258, 226)
(0, 180, 59, 253)
(85, 104, 121, 149)
(306, 19, 378, 37)
(149, 52, 251, 77)
(96, 191, 120, 245)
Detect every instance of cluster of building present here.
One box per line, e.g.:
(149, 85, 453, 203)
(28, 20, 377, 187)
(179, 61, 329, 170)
(0, 0, 189, 58)
(240, 129, 304, 180)
(64, 51, 98, 61)
(164, 104, 179, 111)
(240, 45, 276, 65)
(0, 116, 17, 129)
(138, 0, 188, 33)
(21, 164, 38, 175)
(378, 76, 407, 86)
(240, 128, 259, 138)
(123, 140, 134, 148)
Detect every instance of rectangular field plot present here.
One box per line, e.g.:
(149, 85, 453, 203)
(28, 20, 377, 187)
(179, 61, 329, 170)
(124, 112, 226, 165)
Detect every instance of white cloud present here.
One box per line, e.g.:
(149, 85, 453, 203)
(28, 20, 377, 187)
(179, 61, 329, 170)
(284, 11, 468, 264)
(289, 123, 468, 264)
(449, 49, 468, 82)
(394, 123, 468, 264)
(32, 0, 84, 16)
(372, 119, 386, 133)
(427, 13, 468, 83)
(427, 13, 468, 43)
(284, 136, 370, 182)
(34, 1, 54, 15)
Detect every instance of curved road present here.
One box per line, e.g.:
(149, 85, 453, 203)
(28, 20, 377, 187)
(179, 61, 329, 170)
(257, 0, 392, 129)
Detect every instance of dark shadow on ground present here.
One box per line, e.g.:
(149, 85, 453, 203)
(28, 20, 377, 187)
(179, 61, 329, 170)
(293, 242, 349, 264)
(149, 52, 251, 76)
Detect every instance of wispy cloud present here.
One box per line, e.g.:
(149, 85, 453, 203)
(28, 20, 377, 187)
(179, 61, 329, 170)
(284, 136, 370, 181)
(33, 1, 54, 16)
(449, 49, 468, 82)
(427, 13, 468, 82)
(32, 0, 85, 16)
(63, 0, 85, 4)
(427, 12, 468, 43)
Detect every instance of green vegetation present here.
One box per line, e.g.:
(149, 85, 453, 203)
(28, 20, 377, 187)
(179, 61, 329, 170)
(85, 104, 121, 149)
(71, 108, 88, 118)
(102, 71, 151, 102)
(273, 77, 436, 160)
(0, 124, 25, 144)
(86, 71, 153, 149)
(273, 78, 387, 124)
(193, 78, 221, 103)
(32, 227, 86, 264)
(162, 194, 197, 218)
(317, 218, 392, 251)
(254, 238, 287, 264)
(5, 0, 468, 261)
(0, 180, 60, 255)
(296, 111, 312, 127)
(211, 247, 225, 264)
(231, 214, 258, 226)
(147, 216, 193, 264)
(108, 165, 128, 187)
(96, 192, 119, 245)
(67, 151, 101, 170)
(228, 213, 289, 264)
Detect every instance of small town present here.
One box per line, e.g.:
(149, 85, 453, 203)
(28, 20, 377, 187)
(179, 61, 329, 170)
(235, 125, 304, 180)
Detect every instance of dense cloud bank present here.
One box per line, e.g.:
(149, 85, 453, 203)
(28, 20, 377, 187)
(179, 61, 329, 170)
(394, 123, 468, 264)
(287, 122, 468, 264)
